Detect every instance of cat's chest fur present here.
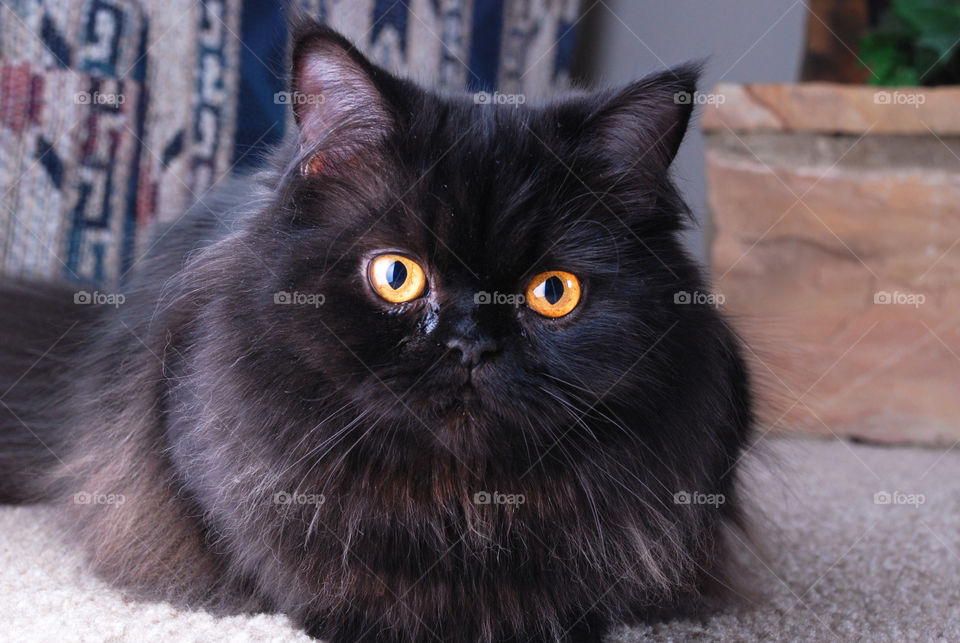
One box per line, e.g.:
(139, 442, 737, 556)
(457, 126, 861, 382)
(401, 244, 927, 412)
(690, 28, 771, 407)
(163, 350, 652, 616)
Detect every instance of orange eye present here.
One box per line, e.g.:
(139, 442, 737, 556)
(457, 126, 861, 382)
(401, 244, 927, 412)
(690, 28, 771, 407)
(525, 271, 581, 318)
(368, 254, 426, 303)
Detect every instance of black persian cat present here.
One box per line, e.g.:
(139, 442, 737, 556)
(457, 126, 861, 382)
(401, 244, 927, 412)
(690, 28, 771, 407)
(0, 17, 751, 643)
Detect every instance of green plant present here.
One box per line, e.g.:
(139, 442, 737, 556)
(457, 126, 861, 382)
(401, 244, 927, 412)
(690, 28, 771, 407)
(860, 0, 960, 85)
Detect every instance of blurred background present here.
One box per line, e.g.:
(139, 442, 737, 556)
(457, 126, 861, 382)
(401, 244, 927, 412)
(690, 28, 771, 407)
(1, 0, 958, 447)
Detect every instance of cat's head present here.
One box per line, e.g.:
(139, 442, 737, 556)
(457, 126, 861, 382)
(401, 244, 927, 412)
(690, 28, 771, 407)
(225, 21, 713, 463)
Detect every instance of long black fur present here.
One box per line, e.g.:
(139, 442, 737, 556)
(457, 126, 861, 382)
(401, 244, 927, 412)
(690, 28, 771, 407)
(0, 17, 752, 643)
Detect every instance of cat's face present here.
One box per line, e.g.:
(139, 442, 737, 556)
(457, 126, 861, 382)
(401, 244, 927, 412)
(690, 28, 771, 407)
(245, 25, 705, 461)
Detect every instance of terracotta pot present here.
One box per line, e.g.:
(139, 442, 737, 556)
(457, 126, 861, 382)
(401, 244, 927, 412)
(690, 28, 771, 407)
(703, 83, 960, 446)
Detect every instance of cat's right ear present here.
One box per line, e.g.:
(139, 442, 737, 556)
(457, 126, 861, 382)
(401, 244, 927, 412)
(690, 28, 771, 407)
(557, 62, 703, 182)
(288, 18, 394, 174)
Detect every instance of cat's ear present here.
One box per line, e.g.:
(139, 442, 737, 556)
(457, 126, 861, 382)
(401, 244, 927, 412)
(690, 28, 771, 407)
(576, 62, 702, 173)
(289, 19, 393, 173)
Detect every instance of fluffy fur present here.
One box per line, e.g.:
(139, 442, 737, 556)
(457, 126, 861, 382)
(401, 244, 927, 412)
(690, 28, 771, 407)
(0, 18, 752, 643)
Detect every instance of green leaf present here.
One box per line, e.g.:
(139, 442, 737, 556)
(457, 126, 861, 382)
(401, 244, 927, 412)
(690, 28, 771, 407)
(887, 67, 922, 86)
(916, 32, 960, 60)
(858, 0, 960, 85)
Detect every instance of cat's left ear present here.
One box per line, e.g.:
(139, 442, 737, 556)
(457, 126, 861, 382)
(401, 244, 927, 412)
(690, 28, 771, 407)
(289, 19, 394, 173)
(571, 62, 702, 175)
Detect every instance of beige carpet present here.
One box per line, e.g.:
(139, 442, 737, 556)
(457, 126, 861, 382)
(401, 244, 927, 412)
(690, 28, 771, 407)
(2, 437, 958, 642)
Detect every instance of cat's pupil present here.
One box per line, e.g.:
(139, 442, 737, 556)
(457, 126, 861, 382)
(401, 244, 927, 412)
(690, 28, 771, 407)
(543, 276, 564, 304)
(386, 261, 407, 290)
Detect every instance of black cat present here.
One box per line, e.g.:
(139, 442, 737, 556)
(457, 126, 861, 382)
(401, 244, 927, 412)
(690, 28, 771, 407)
(0, 15, 751, 643)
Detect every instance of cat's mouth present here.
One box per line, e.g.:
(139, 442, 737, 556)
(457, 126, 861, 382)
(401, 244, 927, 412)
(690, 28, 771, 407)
(434, 377, 483, 417)
(449, 361, 479, 390)
(404, 362, 499, 424)
(457, 381, 479, 402)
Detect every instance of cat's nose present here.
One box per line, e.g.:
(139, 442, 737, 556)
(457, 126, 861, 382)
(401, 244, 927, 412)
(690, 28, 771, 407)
(445, 337, 500, 369)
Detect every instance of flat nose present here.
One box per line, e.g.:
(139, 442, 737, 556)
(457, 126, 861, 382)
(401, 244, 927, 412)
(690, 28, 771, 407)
(445, 337, 500, 369)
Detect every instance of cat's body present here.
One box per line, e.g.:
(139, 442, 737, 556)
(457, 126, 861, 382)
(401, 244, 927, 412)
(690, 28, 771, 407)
(0, 18, 751, 643)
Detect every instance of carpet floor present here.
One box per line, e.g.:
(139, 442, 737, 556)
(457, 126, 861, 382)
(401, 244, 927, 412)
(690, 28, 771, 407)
(2, 436, 958, 642)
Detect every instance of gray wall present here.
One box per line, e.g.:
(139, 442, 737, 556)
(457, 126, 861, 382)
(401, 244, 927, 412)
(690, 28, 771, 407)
(573, 0, 806, 263)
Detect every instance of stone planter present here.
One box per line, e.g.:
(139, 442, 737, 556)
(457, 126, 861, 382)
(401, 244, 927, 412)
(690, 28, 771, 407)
(703, 83, 960, 446)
